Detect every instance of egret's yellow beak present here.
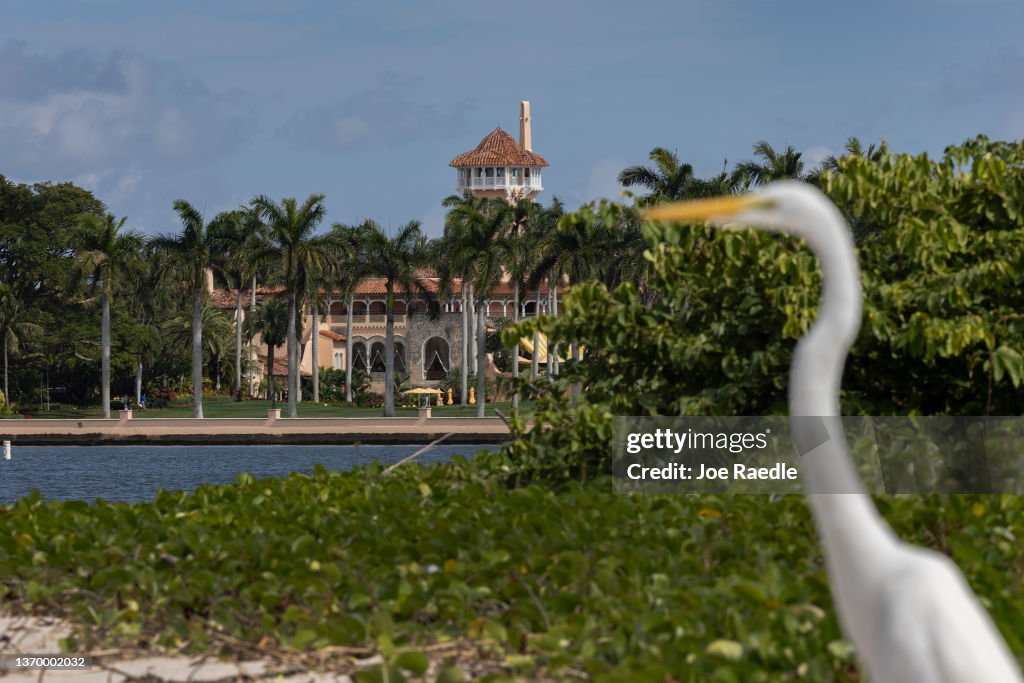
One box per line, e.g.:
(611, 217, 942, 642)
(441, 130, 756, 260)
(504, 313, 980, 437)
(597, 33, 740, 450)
(642, 194, 770, 223)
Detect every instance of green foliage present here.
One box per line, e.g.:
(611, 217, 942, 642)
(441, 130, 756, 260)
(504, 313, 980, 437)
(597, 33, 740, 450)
(441, 367, 474, 403)
(822, 135, 1024, 414)
(350, 367, 372, 405)
(1, 468, 1021, 679)
(316, 368, 346, 404)
(502, 135, 1024, 481)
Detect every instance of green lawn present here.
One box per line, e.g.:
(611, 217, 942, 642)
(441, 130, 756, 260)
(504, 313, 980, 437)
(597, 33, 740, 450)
(15, 396, 533, 419)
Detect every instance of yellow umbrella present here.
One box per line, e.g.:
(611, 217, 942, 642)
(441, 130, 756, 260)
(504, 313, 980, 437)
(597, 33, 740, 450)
(403, 387, 443, 408)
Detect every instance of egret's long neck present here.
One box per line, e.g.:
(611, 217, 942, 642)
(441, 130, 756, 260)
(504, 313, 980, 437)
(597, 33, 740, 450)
(790, 209, 898, 615)
(789, 210, 868, 495)
(790, 220, 860, 421)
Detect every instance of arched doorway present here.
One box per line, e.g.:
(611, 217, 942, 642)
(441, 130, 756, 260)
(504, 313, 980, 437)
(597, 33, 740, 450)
(422, 337, 450, 380)
(369, 342, 386, 372)
(369, 341, 407, 373)
(352, 342, 368, 371)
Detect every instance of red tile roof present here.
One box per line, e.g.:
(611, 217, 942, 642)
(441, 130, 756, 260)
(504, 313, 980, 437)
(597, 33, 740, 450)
(319, 329, 346, 341)
(211, 275, 553, 310)
(449, 128, 548, 168)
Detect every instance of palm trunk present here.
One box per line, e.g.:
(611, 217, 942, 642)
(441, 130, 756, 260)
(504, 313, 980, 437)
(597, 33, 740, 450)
(268, 344, 276, 408)
(549, 281, 559, 376)
(191, 287, 204, 419)
(384, 284, 395, 417)
(531, 287, 540, 380)
(511, 282, 520, 410)
(101, 290, 111, 419)
(248, 275, 256, 398)
(214, 356, 221, 391)
(286, 291, 298, 418)
(234, 290, 243, 401)
(476, 297, 486, 418)
(344, 293, 354, 403)
(460, 284, 469, 406)
(468, 285, 477, 374)
(3, 336, 8, 404)
(135, 358, 143, 405)
(311, 305, 320, 403)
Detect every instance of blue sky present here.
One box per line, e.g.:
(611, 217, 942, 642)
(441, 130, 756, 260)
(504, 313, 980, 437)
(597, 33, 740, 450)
(1, 0, 1021, 236)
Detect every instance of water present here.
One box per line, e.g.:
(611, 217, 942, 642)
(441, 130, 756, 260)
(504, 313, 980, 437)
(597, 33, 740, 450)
(0, 444, 495, 503)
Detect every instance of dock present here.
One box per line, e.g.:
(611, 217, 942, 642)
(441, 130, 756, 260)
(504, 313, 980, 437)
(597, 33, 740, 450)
(0, 412, 515, 446)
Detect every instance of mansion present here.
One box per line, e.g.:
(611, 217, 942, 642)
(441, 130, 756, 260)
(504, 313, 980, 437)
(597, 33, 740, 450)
(212, 102, 557, 396)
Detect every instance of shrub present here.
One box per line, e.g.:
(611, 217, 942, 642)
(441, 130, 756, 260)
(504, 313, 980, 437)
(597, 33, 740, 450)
(501, 136, 1024, 483)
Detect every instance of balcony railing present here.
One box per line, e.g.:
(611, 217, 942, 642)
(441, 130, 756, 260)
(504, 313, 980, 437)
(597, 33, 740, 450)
(327, 314, 406, 328)
(456, 176, 543, 192)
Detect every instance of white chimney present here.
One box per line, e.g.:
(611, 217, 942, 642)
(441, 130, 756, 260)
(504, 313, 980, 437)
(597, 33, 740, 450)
(519, 100, 532, 151)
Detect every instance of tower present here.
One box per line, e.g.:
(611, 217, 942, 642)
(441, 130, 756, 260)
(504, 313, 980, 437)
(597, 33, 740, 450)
(449, 100, 549, 203)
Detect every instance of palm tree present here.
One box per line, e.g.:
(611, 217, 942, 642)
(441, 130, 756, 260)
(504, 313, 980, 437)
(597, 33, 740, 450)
(734, 140, 807, 187)
(357, 220, 432, 417)
(162, 302, 234, 390)
(305, 264, 343, 405)
(618, 147, 698, 200)
(329, 223, 372, 404)
(808, 137, 889, 183)
(72, 213, 145, 418)
(126, 248, 171, 406)
(689, 159, 743, 198)
(240, 206, 272, 399)
(211, 209, 269, 401)
(0, 285, 41, 405)
(500, 199, 540, 410)
(251, 194, 338, 418)
(809, 138, 889, 242)
(150, 200, 219, 418)
(442, 195, 512, 400)
(442, 195, 512, 416)
(245, 297, 288, 408)
(527, 199, 571, 376)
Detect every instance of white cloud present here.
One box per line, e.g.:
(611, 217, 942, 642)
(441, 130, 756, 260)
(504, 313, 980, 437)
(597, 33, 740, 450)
(280, 72, 471, 155)
(0, 41, 256, 230)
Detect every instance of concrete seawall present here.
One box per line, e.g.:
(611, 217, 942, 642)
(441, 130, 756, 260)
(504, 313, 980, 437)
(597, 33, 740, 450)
(0, 416, 515, 446)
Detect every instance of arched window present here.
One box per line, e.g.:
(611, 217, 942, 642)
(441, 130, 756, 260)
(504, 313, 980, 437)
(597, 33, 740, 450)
(369, 342, 386, 372)
(423, 337, 450, 381)
(352, 342, 368, 371)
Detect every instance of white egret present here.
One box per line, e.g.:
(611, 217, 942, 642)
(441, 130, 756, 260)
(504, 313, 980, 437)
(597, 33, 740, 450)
(645, 182, 1023, 683)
